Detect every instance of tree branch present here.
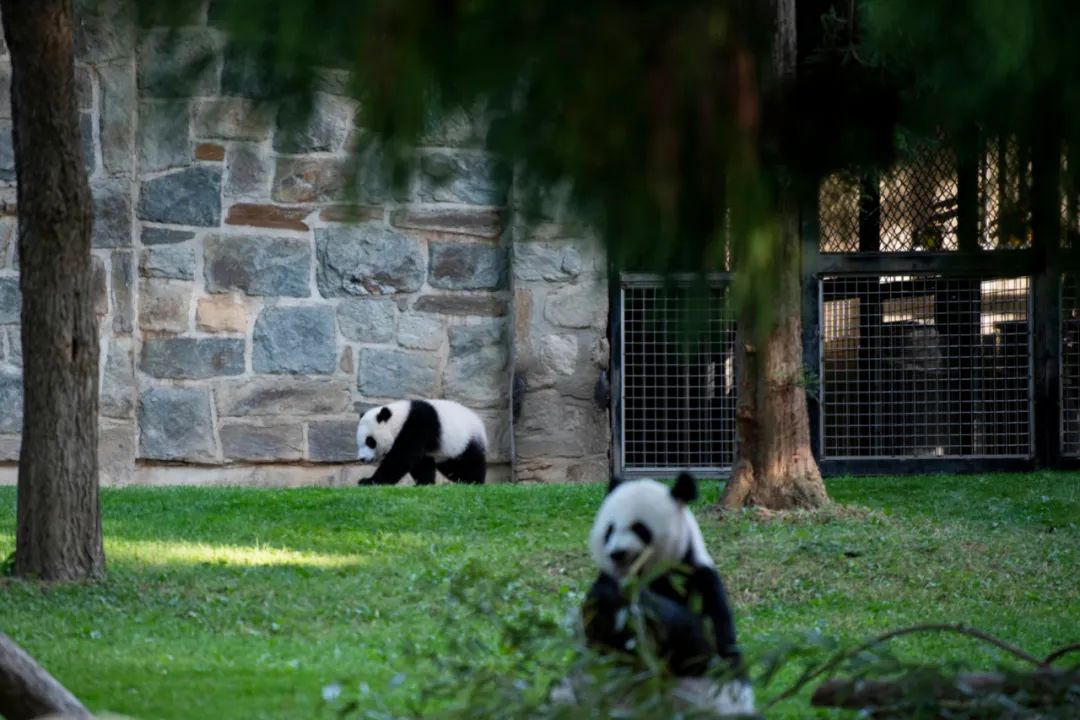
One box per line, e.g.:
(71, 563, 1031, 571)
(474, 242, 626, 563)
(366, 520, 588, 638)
(0, 632, 91, 720)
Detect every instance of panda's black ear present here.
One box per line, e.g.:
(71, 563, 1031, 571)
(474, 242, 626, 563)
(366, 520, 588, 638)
(376, 407, 392, 423)
(607, 475, 625, 495)
(671, 472, 698, 504)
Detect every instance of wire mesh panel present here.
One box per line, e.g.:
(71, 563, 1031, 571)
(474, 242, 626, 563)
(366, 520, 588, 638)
(818, 136, 1035, 253)
(820, 275, 1032, 458)
(1061, 275, 1080, 455)
(620, 277, 736, 475)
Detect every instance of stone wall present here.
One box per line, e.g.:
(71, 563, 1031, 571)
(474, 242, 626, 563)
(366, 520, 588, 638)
(0, 5, 610, 485)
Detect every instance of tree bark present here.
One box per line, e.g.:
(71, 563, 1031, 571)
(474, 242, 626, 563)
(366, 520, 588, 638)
(2, 0, 104, 580)
(718, 0, 829, 510)
(0, 632, 91, 720)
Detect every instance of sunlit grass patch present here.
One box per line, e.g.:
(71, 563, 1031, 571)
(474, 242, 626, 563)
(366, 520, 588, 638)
(1, 475, 1078, 719)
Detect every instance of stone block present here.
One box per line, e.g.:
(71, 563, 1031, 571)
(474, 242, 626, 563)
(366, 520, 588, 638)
(99, 420, 135, 486)
(137, 28, 223, 98)
(203, 234, 311, 297)
(544, 277, 608, 329)
(100, 338, 134, 419)
(252, 305, 337, 375)
(90, 178, 133, 248)
(138, 385, 215, 462)
(138, 100, 191, 174)
(419, 106, 484, 147)
(513, 389, 608, 459)
(0, 369, 21, 433)
(140, 337, 244, 379)
(539, 334, 579, 376)
(138, 166, 222, 226)
(4, 326, 20, 367)
(315, 223, 425, 297)
(141, 227, 194, 245)
(515, 456, 609, 484)
(220, 41, 280, 100)
(390, 206, 503, 238)
(74, 0, 136, 62)
(397, 313, 443, 351)
(75, 65, 94, 111)
(92, 255, 108, 317)
(429, 242, 506, 290)
(225, 203, 310, 232)
(273, 93, 353, 154)
(80, 112, 96, 176)
(0, 275, 19, 324)
(444, 321, 509, 408)
(319, 206, 382, 224)
(0, 434, 19, 462)
(139, 246, 195, 280)
(195, 143, 225, 162)
(111, 251, 134, 333)
(271, 157, 347, 204)
(0, 65, 9, 121)
(215, 376, 353, 416)
(415, 151, 509, 206)
(0, 124, 13, 182)
(196, 295, 248, 333)
(356, 347, 439, 398)
(97, 60, 136, 176)
(224, 144, 271, 197)
(413, 295, 508, 317)
(194, 97, 274, 140)
(220, 422, 303, 461)
(337, 299, 397, 343)
(512, 241, 583, 282)
(0, 218, 14, 269)
(307, 420, 358, 462)
(476, 409, 512, 464)
(138, 279, 191, 333)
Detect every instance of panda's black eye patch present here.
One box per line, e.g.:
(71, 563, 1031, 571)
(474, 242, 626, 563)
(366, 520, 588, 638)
(631, 522, 653, 544)
(604, 523, 614, 543)
(365, 437, 376, 449)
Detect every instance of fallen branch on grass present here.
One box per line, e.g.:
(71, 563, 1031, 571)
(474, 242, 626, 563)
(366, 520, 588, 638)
(0, 632, 91, 720)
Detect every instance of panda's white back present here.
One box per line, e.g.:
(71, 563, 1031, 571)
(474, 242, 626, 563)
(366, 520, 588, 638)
(429, 399, 487, 459)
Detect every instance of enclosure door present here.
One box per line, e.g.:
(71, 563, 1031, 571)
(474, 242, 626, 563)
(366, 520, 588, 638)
(613, 274, 737, 478)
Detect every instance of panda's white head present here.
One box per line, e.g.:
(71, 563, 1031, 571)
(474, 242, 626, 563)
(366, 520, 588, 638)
(589, 473, 705, 581)
(355, 403, 406, 462)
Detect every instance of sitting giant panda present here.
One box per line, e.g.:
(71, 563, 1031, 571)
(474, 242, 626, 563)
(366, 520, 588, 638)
(355, 399, 487, 486)
(576, 472, 755, 716)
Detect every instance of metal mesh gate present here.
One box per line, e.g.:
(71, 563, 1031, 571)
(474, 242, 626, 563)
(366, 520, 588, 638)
(819, 274, 1033, 459)
(1061, 275, 1080, 455)
(618, 275, 736, 475)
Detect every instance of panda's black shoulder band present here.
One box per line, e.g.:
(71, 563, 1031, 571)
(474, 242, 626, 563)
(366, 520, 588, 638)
(672, 472, 698, 503)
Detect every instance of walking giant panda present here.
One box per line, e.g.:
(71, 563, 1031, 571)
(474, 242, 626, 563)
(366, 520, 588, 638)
(355, 399, 487, 485)
(574, 472, 756, 716)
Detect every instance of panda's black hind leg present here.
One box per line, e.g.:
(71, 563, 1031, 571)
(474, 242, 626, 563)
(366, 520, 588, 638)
(436, 440, 486, 484)
(411, 456, 437, 486)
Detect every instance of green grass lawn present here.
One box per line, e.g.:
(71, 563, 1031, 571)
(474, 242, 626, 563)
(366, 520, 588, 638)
(1, 473, 1078, 719)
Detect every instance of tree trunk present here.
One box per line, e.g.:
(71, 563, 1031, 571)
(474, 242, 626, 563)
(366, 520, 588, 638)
(0, 632, 91, 720)
(720, 200, 828, 510)
(2, 0, 104, 580)
(718, 0, 828, 510)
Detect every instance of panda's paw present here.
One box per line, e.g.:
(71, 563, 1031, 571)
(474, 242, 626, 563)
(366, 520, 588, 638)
(357, 476, 375, 486)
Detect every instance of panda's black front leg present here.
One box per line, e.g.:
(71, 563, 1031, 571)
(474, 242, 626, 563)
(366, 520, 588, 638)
(364, 436, 422, 486)
(581, 572, 632, 654)
(410, 456, 436, 486)
(691, 565, 744, 676)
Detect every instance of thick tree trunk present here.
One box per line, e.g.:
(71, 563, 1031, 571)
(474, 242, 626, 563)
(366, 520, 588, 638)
(719, 200, 828, 510)
(0, 633, 91, 720)
(718, 0, 828, 510)
(2, 0, 104, 580)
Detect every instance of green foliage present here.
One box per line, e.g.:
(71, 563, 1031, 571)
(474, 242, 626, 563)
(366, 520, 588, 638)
(1, 475, 1078, 718)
